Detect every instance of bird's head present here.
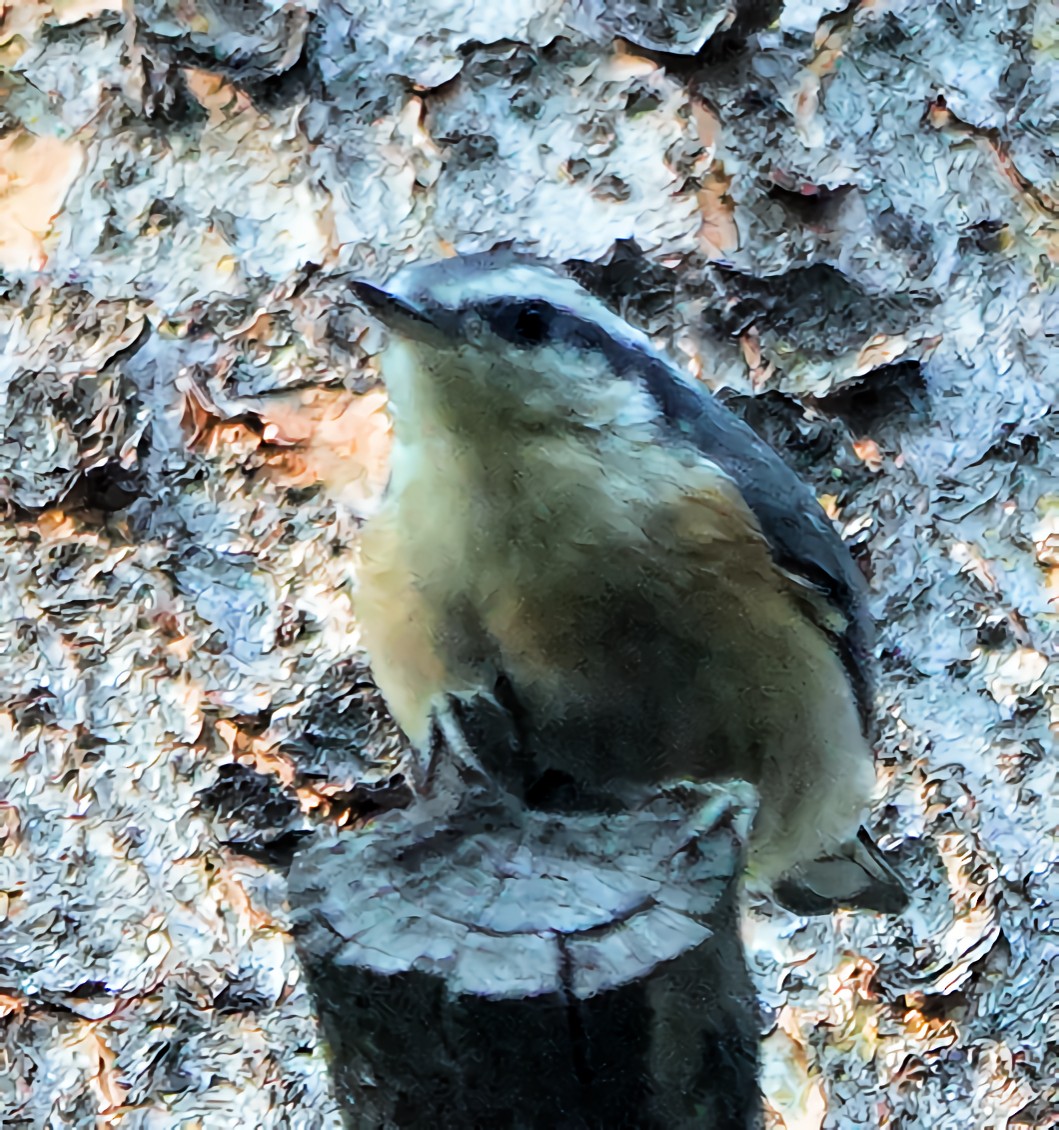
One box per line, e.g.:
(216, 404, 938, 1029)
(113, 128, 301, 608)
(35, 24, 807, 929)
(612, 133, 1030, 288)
(352, 252, 663, 437)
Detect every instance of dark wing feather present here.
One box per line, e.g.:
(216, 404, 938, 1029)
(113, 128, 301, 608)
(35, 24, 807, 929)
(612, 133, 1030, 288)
(595, 336, 875, 730)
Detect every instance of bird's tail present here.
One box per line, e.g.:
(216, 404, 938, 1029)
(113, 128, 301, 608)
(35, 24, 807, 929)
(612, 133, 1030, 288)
(773, 826, 908, 915)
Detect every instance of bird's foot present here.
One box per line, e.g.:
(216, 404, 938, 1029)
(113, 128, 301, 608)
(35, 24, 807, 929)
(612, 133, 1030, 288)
(625, 777, 758, 837)
(405, 694, 519, 820)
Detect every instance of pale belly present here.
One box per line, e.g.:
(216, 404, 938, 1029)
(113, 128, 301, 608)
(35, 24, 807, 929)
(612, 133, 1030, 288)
(355, 430, 875, 878)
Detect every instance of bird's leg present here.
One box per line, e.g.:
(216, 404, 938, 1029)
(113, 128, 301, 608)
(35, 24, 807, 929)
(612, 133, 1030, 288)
(616, 778, 759, 884)
(413, 694, 514, 816)
(398, 703, 473, 820)
(621, 777, 759, 841)
(682, 779, 758, 841)
(433, 697, 490, 782)
(405, 699, 467, 800)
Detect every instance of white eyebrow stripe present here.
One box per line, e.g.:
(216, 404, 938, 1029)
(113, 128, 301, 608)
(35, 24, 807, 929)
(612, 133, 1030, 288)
(386, 261, 654, 352)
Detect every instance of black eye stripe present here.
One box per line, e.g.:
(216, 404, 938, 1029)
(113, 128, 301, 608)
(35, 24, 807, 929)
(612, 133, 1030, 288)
(472, 298, 611, 352)
(472, 298, 555, 347)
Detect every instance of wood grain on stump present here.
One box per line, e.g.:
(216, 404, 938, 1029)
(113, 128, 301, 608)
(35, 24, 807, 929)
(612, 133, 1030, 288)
(289, 785, 761, 1129)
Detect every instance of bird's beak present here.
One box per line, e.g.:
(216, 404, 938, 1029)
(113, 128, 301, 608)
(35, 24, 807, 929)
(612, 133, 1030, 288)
(351, 281, 446, 345)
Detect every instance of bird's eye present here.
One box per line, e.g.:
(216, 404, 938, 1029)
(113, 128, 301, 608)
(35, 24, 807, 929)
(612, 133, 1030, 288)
(477, 299, 556, 348)
(514, 303, 550, 344)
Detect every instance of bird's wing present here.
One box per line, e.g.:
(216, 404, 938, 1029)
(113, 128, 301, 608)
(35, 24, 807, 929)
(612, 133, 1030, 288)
(617, 347, 874, 728)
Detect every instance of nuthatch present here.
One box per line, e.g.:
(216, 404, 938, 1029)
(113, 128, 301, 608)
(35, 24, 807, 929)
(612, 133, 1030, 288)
(351, 252, 906, 914)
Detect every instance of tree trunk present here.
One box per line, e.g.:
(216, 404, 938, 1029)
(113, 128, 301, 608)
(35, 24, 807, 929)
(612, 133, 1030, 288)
(289, 789, 761, 1129)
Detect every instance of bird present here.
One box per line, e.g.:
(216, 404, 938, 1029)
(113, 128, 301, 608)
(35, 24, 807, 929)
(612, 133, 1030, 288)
(349, 250, 907, 915)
